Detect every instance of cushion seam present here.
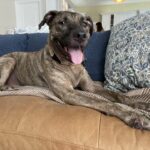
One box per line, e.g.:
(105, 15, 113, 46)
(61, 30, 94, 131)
(0, 129, 104, 150)
(98, 113, 102, 149)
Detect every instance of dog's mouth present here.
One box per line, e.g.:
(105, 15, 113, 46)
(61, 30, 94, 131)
(64, 47, 84, 64)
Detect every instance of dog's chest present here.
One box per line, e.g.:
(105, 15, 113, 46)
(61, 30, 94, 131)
(52, 63, 84, 88)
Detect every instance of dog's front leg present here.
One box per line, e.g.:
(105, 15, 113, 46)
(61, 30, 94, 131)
(79, 68, 150, 110)
(92, 82, 150, 110)
(0, 57, 16, 90)
(78, 68, 124, 103)
(46, 74, 150, 130)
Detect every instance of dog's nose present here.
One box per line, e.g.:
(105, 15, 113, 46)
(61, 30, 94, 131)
(77, 32, 86, 39)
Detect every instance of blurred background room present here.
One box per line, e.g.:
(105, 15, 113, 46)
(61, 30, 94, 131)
(0, 0, 150, 34)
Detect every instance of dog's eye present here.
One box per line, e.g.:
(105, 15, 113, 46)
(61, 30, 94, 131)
(58, 21, 65, 25)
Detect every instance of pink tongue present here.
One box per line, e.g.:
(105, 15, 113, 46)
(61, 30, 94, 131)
(69, 49, 84, 64)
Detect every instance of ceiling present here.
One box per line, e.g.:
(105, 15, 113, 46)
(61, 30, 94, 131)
(68, 0, 150, 6)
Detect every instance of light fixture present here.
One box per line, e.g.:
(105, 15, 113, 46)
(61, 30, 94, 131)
(113, 0, 126, 3)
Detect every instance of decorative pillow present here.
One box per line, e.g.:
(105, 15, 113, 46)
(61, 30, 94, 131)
(85, 31, 110, 81)
(104, 12, 150, 92)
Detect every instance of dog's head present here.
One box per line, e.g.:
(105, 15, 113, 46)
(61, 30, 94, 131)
(39, 10, 93, 64)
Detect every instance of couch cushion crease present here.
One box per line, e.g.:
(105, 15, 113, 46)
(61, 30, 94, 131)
(0, 130, 104, 150)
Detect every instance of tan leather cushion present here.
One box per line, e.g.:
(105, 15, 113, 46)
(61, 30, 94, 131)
(0, 96, 149, 150)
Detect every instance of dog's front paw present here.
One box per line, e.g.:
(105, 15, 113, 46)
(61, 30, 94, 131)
(0, 85, 16, 91)
(0, 85, 6, 91)
(128, 117, 144, 129)
(127, 114, 150, 130)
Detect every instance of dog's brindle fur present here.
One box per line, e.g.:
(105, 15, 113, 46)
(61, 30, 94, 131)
(0, 11, 149, 129)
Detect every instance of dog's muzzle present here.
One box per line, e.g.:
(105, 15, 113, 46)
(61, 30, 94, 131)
(64, 31, 88, 65)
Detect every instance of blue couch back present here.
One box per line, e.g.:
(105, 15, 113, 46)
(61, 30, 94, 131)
(0, 31, 110, 81)
(0, 33, 48, 55)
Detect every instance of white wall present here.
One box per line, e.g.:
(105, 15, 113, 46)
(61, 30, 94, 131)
(46, 0, 68, 12)
(101, 9, 150, 30)
(0, 0, 16, 34)
(46, 0, 58, 11)
(0, 0, 69, 34)
(15, 0, 44, 28)
(15, 0, 68, 29)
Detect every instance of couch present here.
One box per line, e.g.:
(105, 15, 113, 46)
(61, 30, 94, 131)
(0, 32, 150, 150)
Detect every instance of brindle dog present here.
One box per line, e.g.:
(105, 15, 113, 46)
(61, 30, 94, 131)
(0, 11, 149, 129)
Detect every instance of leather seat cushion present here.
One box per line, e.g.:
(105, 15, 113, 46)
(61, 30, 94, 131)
(0, 96, 149, 150)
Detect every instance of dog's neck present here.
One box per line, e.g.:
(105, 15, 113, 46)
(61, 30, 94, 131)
(47, 41, 71, 65)
(52, 53, 61, 63)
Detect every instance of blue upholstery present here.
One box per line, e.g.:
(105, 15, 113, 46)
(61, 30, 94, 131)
(84, 31, 111, 81)
(0, 34, 27, 56)
(26, 33, 48, 51)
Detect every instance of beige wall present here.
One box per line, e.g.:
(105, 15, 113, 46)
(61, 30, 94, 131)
(75, 2, 150, 22)
(0, 0, 16, 34)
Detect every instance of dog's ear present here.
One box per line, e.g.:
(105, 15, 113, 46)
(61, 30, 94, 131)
(39, 10, 58, 29)
(85, 16, 94, 35)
